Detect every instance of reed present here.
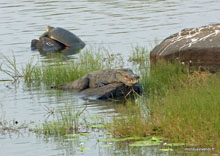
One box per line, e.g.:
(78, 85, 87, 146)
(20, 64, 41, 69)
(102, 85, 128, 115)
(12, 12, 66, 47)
(0, 55, 22, 81)
(111, 61, 220, 153)
(140, 61, 189, 96)
(149, 71, 220, 150)
(23, 49, 103, 87)
(2, 47, 219, 152)
(34, 105, 87, 136)
(110, 98, 151, 137)
(23, 48, 126, 87)
(128, 46, 149, 63)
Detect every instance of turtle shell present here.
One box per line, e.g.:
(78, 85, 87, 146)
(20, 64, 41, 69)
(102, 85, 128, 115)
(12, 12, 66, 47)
(38, 37, 65, 53)
(48, 27, 85, 48)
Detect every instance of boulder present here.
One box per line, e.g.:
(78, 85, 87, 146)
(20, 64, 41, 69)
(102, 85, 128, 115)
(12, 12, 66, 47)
(150, 23, 220, 72)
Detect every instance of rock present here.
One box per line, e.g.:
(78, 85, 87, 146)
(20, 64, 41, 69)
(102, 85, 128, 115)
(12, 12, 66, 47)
(150, 23, 220, 72)
(80, 82, 142, 100)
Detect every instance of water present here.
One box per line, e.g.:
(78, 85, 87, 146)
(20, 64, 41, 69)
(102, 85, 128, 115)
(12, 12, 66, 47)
(0, 0, 220, 155)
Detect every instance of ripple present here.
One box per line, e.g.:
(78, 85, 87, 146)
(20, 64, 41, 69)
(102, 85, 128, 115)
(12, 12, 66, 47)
(1, 0, 220, 155)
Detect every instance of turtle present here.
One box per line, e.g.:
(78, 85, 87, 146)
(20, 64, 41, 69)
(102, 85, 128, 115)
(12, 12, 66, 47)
(40, 26, 86, 52)
(31, 37, 65, 53)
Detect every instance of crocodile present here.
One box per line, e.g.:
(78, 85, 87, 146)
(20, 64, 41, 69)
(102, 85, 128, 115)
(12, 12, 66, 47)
(58, 68, 140, 91)
(81, 82, 142, 100)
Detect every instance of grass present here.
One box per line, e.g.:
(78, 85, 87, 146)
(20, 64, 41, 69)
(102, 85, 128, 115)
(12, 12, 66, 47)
(23, 48, 125, 87)
(0, 116, 29, 135)
(140, 61, 189, 96)
(110, 98, 151, 137)
(128, 46, 149, 64)
(33, 105, 87, 136)
(23, 49, 103, 87)
(150, 72, 220, 147)
(1, 46, 220, 153)
(110, 61, 220, 153)
(0, 55, 22, 81)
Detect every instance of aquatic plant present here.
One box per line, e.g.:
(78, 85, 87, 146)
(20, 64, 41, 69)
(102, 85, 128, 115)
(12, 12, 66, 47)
(128, 47, 189, 96)
(33, 105, 87, 136)
(128, 46, 149, 64)
(110, 98, 151, 137)
(110, 61, 220, 153)
(149, 71, 220, 150)
(0, 55, 22, 82)
(140, 61, 189, 96)
(0, 117, 29, 135)
(2, 46, 220, 153)
(23, 48, 124, 87)
(129, 136, 164, 147)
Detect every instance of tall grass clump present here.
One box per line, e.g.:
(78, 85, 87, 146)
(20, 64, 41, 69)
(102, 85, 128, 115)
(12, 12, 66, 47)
(128, 47, 189, 96)
(23, 49, 104, 86)
(110, 98, 152, 137)
(128, 46, 150, 78)
(23, 48, 124, 87)
(0, 55, 22, 81)
(149, 71, 220, 150)
(34, 106, 87, 136)
(140, 61, 189, 96)
(128, 46, 149, 64)
(110, 57, 220, 152)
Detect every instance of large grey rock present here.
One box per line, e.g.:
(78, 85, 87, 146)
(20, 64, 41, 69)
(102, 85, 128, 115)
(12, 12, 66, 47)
(150, 24, 220, 72)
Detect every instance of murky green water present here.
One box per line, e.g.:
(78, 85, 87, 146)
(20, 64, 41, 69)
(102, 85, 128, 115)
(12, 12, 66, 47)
(0, 0, 220, 155)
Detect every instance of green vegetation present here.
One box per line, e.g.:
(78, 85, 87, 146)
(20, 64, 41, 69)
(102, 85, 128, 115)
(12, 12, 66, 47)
(0, 55, 22, 81)
(23, 49, 103, 87)
(23, 48, 124, 87)
(0, 117, 29, 134)
(110, 60, 219, 153)
(1, 47, 220, 154)
(98, 136, 144, 142)
(33, 105, 87, 136)
(150, 72, 220, 147)
(110, 98, 150, 137)
(140, 61, 189, 96)
(129, 136, 163, 147)
(128, 46, 149, 63)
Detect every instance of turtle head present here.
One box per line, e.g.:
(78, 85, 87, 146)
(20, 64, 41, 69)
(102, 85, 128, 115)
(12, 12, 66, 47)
(46, 26, 54, 32)
(31, 39, 39, 50)
(115, 68, 140, 86)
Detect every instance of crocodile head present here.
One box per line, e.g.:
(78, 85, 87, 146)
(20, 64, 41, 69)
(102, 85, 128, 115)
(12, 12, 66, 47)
(115, 68, 140, 86)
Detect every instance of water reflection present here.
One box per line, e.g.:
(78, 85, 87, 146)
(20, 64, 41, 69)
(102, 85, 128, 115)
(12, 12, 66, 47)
(36, 48, 81, 60)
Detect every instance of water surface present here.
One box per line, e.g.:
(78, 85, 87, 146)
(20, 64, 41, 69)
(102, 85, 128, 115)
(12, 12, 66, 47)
(0, 0, 220, 155)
